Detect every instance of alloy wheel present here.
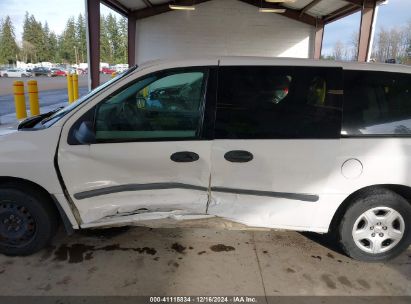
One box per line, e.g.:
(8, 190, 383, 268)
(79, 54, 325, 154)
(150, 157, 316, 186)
(352, 206, 405, 254)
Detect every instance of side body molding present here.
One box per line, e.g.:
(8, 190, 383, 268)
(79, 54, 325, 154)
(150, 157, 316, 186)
(74, 183, 319, 203)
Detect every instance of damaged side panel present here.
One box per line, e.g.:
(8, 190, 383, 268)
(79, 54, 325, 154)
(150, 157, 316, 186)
(207, 139, 343, 232)
(58, 141, 212, 225)
(76, 189, 209, 224)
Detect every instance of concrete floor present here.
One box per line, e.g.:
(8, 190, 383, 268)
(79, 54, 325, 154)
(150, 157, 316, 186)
(0, 226, 410, 296)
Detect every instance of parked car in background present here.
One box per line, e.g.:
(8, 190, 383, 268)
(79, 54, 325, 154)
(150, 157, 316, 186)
(66, 67, 77, 75)
(77, 68, 87, 75)
(51, 68, 66, 77)
(114, 64, 129, 73)
(32, 67, 52, 77)
(101, 67, 116, 75)
(1, 57, 411, 262)
(1, 68, 31, 78)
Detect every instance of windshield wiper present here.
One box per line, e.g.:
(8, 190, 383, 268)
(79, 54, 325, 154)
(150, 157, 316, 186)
(39, 106, 65, 124)
(18, 106, 64, 130)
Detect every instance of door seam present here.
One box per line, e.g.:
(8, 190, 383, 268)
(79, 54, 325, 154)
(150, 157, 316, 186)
(206, 173, 212, 214)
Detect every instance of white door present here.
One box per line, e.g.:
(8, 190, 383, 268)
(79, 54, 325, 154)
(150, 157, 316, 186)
(208, 64, 344, 232)
(58, 67, 213, 224)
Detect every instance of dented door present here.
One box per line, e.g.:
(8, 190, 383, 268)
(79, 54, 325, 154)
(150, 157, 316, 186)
(208, 64, 343, 231)
(58, 67, 215, 225)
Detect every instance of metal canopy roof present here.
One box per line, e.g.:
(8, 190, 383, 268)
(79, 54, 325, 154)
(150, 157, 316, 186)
(101, 0, 384, 25)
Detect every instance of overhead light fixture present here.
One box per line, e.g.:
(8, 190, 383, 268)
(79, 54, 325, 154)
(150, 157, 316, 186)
(259, 8, 286, 13)
(169, 4, 196, 10)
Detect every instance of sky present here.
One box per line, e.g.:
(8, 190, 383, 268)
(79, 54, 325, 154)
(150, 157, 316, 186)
(0, 0, 409, 57)
(322, 0, 410, 55)
(0, 0, 115, 40)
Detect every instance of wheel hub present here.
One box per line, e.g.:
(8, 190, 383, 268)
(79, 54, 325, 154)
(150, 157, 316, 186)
(352, 207, 405, 254)
(0, 202, 36, 247)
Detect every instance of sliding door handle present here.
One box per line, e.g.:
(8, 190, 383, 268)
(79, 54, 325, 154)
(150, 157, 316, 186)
(224, 150, 253, 163)
(171, 151, 199, 163)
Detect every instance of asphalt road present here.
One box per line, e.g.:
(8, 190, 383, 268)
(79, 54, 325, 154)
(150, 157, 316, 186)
(0, 75, 90, 96)
(0, 75, 111, 116)
(0, 87, 89, 116)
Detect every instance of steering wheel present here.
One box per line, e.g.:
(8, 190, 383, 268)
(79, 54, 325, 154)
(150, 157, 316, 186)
(106, 98, 145, 131)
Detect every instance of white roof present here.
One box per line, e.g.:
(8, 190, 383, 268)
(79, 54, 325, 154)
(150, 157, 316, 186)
(110, 0, 368, 19)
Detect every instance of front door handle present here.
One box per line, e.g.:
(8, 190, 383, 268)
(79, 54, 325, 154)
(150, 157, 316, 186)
(224, 150, 254, 163)
(171, 151, 200, 163)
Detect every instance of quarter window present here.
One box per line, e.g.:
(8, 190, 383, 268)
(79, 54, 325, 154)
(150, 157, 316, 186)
(342, 71, 411, 135)
(94, 69, 208, 141)
(215, 66, 342, 139)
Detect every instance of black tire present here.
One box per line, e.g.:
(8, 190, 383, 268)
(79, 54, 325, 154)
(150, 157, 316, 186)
(0, 183, 59, 256)
(339, 188, 411, 262)
(3, 74, 8, 77)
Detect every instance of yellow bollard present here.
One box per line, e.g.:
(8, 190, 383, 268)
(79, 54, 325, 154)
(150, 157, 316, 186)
(13, 81, 27, 120)
(111, 72, 117, 78)
(67, 73, 74, 104)
(72, 73, 79, 101)
(27, 80, 40, 116)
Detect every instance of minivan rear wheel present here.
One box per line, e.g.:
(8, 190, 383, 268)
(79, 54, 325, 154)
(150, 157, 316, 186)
(0, 184, 58, 256)
(339, 188, 411, 261)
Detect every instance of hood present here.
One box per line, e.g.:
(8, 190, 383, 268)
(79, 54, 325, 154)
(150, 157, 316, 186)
(0, 124, 18, 136)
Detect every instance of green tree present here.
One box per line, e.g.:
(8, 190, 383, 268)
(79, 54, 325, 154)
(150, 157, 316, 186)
(59, 17, 77, 63)
(100, 13, 128, 64)
(106, 13, 121, 64)
(118, 16, 128, 64)
(76, 13, 87, 63)
(0, 18, 3, 63)
(100, 15, 111, 63)
(22, 13, 47, 62)
(38, 21, 50, 62)
(21, 12, 33, 62)
(0, 16, 19, 64)
(48, 31, 59, 62)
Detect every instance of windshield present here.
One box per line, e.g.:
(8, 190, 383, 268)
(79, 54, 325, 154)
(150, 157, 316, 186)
(41, 66, 138, 127)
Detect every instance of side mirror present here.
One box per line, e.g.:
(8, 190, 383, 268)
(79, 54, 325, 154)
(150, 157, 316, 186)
(73, 121, 96, 144)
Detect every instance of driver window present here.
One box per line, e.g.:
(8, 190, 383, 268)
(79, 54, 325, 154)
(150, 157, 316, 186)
(95, 70, 207, 141)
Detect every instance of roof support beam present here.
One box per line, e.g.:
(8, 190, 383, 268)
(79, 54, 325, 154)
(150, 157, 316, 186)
(127, 16, 137, 67)
(142, 0, 153, 7)
(325, 0, 384, 24)
(300, 0, 323, 17)
(85, 0, 100, 89)
(323, 4, 358, 24)
(100, 0, 130, 17)
(128, 15, 137, 66)
(358, 0, 377, 62)
(238, 0, 317, 26)
(344, 0, 364, 6)
(313, 19, 324, 59)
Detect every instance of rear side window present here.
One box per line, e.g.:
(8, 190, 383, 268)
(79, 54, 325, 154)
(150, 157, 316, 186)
(343, 71, 411, 136)
(215, 66, 342, 139)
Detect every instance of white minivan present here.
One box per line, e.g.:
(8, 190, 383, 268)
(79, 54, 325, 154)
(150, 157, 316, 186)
(0, 57, 410, 261)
